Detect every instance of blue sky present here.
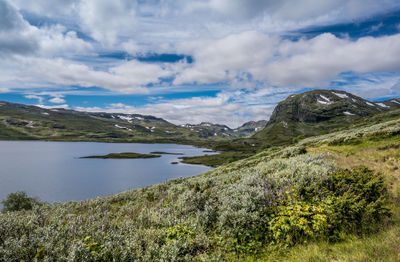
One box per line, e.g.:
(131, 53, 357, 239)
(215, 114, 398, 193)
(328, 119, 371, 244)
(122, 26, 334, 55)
(1, 0, 400, 127)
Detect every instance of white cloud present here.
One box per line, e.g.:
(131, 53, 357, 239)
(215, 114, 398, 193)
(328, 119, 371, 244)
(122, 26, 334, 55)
(265, 33, 400, 86)
(49, 95, 66, 104)
(11, 0, 77, 18)
(0, 0, 92, 57)
(174, 31, 277, 85)
(25, 94, 44, 104)
(78, 0, 138, 46)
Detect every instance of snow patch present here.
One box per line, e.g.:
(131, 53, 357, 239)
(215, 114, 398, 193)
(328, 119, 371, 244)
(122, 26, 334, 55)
(41, 112, 49, 116)
(118, 115, 133, 123)
(319, 95, 331, 102)
(343, 111, 355, 116)
(366, 102, 376, 107)
(376, 102, 390, 108)
(317, 99, 331, 105)
(26, 121, 35, 128)
(392, 99, 400, 105)
(332, 92, 348, 99)
(114, 124, 132, 131)
(351, 98, 357, 103)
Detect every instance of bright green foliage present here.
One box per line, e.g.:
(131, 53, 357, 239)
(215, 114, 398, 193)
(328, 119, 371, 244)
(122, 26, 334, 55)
(82, 236, 108, 261)
(269, 200, 329, 245)
(165, 225, 195, 242)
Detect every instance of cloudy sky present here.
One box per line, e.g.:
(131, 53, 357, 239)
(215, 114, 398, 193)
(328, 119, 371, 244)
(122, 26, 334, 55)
(1, 0, 400, 127)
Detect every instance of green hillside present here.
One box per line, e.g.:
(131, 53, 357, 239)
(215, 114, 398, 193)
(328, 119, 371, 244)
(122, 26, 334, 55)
(0, 101, 261, 144)
(181, 90, 400, 166)
(251, 90, 400, 147)
(1, 107, 399, 261)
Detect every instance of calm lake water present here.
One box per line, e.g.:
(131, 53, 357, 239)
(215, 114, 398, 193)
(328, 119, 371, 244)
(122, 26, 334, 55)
(0, 141, 213, 204)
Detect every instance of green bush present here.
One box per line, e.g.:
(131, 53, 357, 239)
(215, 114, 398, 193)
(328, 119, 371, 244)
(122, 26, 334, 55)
(1, 191, 40, 212)
(165, 225, 195, 243)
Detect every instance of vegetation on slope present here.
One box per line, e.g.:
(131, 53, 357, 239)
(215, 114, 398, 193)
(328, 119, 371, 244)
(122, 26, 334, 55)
(1, 110, 399, 260)
(0, 101, 262, 144)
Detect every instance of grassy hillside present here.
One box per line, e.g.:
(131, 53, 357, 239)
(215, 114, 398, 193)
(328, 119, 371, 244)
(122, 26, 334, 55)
(0, 101, 262, 145)
(251, 90, 400, 148)
(1, 108, 399, 261)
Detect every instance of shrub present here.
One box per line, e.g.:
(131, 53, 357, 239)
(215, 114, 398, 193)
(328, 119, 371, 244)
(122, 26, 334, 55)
(1, 191, 40, 212)
(165, 225, 195, 243)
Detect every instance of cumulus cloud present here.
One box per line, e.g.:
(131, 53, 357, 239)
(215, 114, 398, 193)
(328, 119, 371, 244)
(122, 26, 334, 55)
(0, 0, 91, 57)
(25, 94, 44, 104)
(49, 95, 66, 104)
(11, 0, 77, 18)
(18, 57, 179, 93)
(78, 0, 138, 46)
(174, 31, 278, 85)
(265, 33, 400, 86)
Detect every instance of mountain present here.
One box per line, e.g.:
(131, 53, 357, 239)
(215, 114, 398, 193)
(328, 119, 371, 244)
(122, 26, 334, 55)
(234, 120, 267, 135)
(0, 101, 260, 143)
(179, 120, 267, 138)
(251, 89, 400, 147)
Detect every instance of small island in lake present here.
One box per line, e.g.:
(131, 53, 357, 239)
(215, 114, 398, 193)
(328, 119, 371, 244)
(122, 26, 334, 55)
(150, 151, 184, 155)
(81, 152, 161, 159)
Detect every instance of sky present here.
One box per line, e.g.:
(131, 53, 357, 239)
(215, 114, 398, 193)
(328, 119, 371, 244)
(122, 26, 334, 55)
(1, 0, 400, 128)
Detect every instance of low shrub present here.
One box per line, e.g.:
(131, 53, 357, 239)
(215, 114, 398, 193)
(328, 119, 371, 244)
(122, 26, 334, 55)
(1, 191, 41, 212)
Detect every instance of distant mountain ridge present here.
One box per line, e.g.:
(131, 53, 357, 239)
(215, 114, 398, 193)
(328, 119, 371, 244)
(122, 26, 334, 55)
(0, 101, 261, 142)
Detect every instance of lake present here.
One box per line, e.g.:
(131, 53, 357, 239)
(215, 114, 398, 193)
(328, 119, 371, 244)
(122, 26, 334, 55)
(0, 141, 213, 205)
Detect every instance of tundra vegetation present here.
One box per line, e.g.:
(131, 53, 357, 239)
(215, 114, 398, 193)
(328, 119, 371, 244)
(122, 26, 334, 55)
(1, 109, 399, 261)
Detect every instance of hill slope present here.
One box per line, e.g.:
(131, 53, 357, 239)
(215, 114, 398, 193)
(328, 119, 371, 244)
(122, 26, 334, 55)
(251, 89, 400, 147)
(0, 101, 259, 143)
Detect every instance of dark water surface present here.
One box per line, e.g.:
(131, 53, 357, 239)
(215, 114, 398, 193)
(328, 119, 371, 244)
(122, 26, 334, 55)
(0, 141, 213, 204)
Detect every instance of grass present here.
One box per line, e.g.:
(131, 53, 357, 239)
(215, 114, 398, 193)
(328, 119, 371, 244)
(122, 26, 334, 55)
(81, 152, 161, 159)
(179, 151, 254, 167)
